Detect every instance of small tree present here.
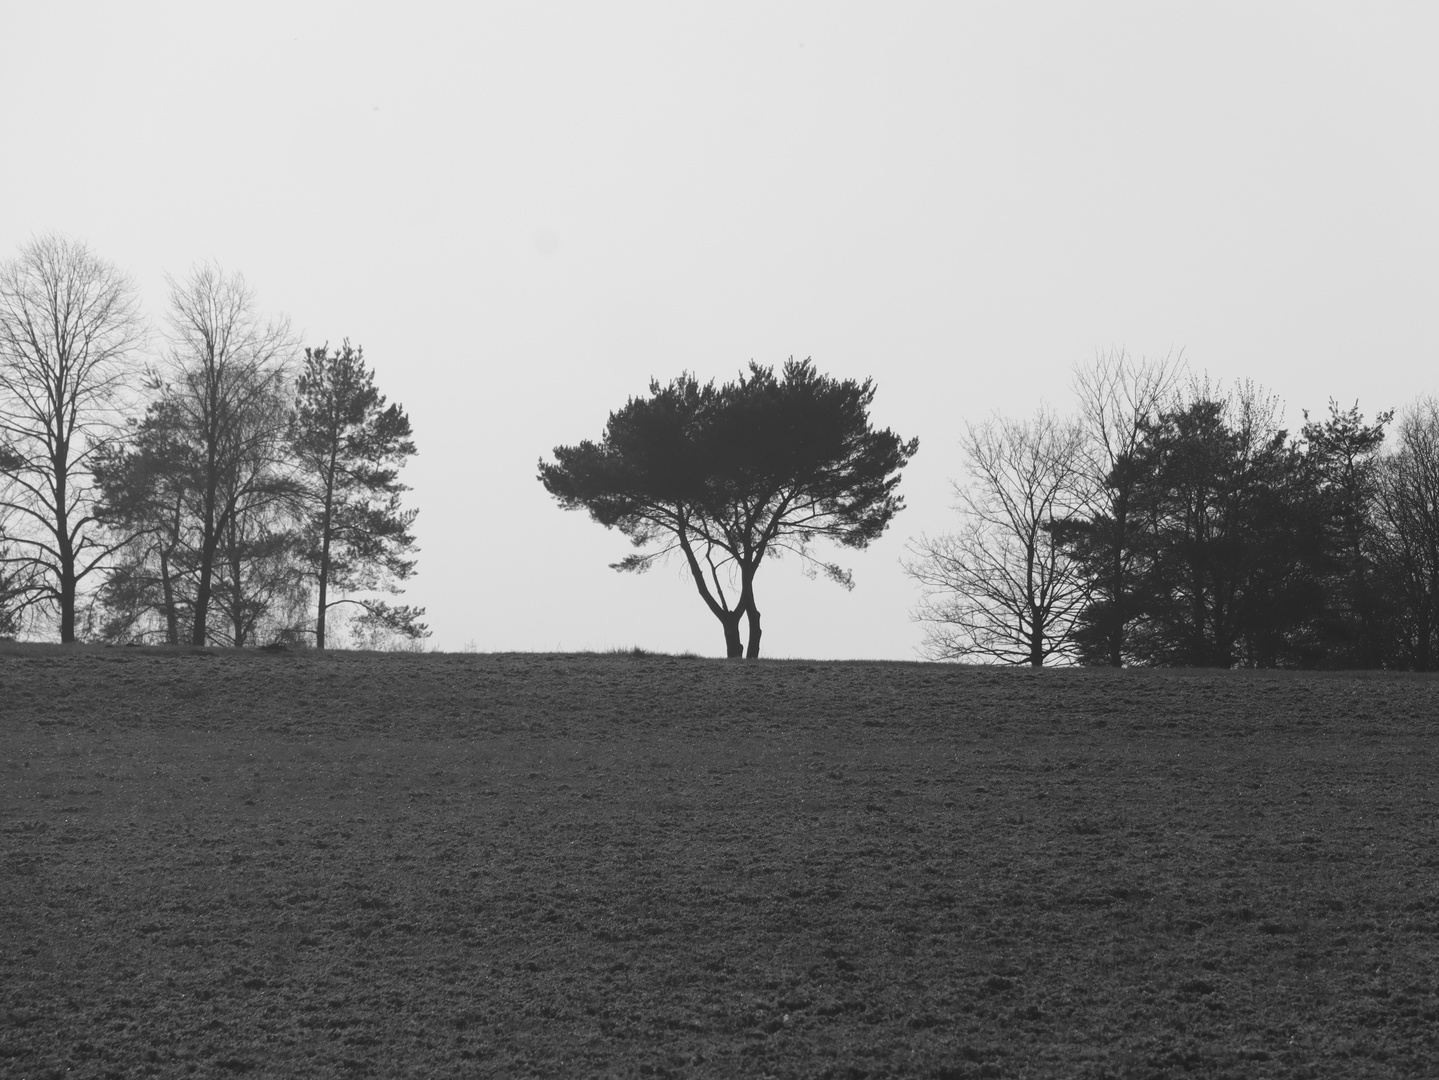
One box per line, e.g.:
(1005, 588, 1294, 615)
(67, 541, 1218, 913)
(291, 342, 424, 649)
(92, 397, 197, 643)
(905, 408, 1088, 666)
(540, 358, 917, 658)
(0, 234, 144, 641)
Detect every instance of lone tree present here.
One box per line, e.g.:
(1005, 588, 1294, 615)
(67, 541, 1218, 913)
(0, 234, 144, 641)
(539, 358, 917, 658)
(291, 341, 424, 649)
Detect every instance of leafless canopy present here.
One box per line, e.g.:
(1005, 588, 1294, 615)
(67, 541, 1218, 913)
(905, 407, 1088, 666)
(0, 234, 144, 640)
(158, 263, 299, 645)
(1071, 347, 1183, 501)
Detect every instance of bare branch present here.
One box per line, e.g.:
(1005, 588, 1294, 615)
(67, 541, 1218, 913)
(905, 407, 1087, 666)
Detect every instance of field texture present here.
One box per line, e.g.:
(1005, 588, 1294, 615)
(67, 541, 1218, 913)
(1, 647, 1437, 1079)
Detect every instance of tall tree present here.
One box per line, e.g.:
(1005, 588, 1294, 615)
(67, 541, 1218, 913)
(1055, 348, 1182, 665)
(540, 358, 917, 658)
(159, 264, 296, 645)
(905, 408, 1088, 666)
(211, 370, 307, 647)
(1373, 399, 1439, 669)
(1125, 384, 1319, 667)
(0, 234, 144, 641)
(1296, 401, 1392, 666)
(291, 342, 424, 649)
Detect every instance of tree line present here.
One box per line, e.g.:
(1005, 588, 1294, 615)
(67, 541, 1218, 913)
(905, 350, 1439, 669)
(0, 235, 425, 648)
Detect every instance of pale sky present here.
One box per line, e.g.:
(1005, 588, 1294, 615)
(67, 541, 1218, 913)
(4, 3, 1436, 658)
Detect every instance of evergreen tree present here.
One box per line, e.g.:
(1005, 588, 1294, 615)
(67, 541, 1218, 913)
(540, 358, 917, 658)
(1296, 401, 1392, 666)
(291, 342, 424, 649)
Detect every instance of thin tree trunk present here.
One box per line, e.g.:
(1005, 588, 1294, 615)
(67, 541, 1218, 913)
(744, 602, 761, 659)
(229, 541, 245, 647)
(677, 528, 745, 659)
(192, 532, 217, 645)
(1108, 507, 1127, 667)
(315, 439, 339, 650)
(316, 502, 333, 649)
(160, 548, 179, 645)
(316, 559, 329, 649)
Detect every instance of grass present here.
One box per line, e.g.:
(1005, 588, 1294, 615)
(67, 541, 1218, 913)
(2, 645, 1437, 1078)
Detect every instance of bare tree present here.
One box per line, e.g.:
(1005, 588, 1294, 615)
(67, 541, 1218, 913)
(0, 234, 144, 641)
(211, 369, 307, 647)
(905, 407, 1088, 666)
(1055, 348, 1183, 664)
(158, 264, 297, 645)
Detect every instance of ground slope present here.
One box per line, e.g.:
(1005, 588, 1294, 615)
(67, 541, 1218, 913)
(2, 647, 1437, 1078)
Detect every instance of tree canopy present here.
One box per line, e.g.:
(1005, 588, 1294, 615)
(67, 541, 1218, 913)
(539, 358, 918, 657)
(0, 234, 144, 641)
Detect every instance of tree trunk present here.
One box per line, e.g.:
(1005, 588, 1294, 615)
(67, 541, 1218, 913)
(1028, 614, 1044, 667)
(58, 566, 76, 644)
(54, 460, 77, 643)
(722, 611, 744, 658)
(229, 544, 246, 647)
(192, 536, 216, 645)
(194, 557, 212, 641)
(745, 602, 761, 659)
(1107, 517, 1125, 667)
(315, 443, 339, 650)
(160, 549, 179, 646)
(316, 571, 328, 650)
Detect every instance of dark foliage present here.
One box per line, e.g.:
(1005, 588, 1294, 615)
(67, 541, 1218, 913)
(540, 358, 917, 657)
(1053, 388, 1433, 669)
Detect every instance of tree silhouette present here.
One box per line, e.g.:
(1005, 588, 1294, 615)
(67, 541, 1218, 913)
(93, 396, 198, 643)
(291, 342, 424, 649)
(1296, 401, 1392, 666)
(1057, 349, 1182, 665)
(539, 358, 917, 658)
(159, 265, 297, 645)
(1374, 399, 1439, 669)
(1122, 385, 1321, 667)
(905, 408, 1087, 666)
(0, 235, 144, 641)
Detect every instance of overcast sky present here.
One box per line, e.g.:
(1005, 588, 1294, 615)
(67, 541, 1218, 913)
(4, 3, 1436, 658)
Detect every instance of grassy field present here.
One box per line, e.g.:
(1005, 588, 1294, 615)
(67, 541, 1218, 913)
(1, 645, 1437, 1079)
